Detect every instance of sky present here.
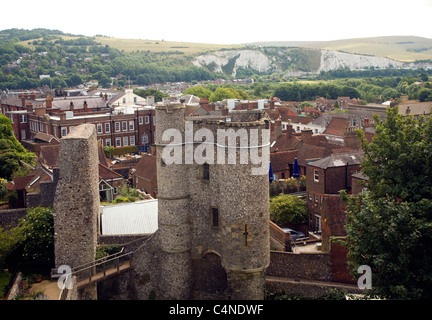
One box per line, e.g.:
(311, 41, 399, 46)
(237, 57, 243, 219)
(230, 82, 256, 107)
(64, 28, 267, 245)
(1, 0, 432, 44)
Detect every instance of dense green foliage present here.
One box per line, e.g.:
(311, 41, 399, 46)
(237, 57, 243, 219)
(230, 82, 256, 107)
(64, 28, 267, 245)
(342, 108, 432, 299)
(269, 194, 308, 225)
(0, 29, 218, 90)
(0, 114, 35, 180)
(0, 207, 54, 272)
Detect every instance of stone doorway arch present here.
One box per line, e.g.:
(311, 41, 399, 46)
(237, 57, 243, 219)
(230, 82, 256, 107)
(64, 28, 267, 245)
(192, 250, 228, 299)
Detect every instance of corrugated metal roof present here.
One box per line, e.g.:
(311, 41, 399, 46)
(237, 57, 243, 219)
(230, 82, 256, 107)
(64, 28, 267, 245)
(100, 199, 158, 235)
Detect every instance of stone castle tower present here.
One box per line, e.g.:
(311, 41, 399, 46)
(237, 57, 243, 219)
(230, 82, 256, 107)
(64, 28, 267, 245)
(53, 124, 99, 300)
(155, 102, 271, 299)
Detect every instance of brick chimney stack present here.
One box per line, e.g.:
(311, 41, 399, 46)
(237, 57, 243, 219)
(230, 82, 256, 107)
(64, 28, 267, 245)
(83, 100, 88, 112)
(301, 129, 313, 144)
(46, 96, 53, 109)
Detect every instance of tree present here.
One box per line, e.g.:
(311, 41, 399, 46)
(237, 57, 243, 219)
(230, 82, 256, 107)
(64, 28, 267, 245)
(209, 87, 238, 102)
(182, 86, 212, 99)
(270, 194, 308, 226)
(342, 107, 432, 299)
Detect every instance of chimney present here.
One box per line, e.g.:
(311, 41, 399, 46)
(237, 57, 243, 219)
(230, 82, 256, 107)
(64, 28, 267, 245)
(272, 117, 282, 141)
(70, 101, 74, 112)
(29, 91, 36, 101)
(83, 100, 88, 112)
(19, 94, 26, 107)
(34, 106, 46, 116)
(26, 102, 33, 113)
(104, 94, 108, 102)
(221, 106, 229, 116)
(286, 122, 293, 139)
(344, 127, 360, 149)
(269, 99, 275, 110)
(301, 129, 313, 144)
(46, 96, 53, 109)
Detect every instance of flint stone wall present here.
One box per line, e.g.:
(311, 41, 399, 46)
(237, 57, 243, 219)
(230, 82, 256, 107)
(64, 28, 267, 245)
(53, 124, 99, 270)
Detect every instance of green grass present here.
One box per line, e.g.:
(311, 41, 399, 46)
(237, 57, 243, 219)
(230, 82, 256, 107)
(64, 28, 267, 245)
(95, 37, 243, 54)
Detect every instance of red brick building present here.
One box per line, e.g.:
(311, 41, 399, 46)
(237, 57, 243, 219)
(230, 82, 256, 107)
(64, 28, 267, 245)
(305, 151, 363, 236)
(1, 92, 156, 150)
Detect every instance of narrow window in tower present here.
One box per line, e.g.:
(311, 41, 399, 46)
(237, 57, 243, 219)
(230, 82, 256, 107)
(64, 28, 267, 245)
(212, 207, 219, 227)
(202, 163, 210, 181)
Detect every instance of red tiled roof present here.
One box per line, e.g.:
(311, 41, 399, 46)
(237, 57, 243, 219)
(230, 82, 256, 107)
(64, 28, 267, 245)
(270, 150, 298, 172)
(133, 154, 157, 182)
(323, 117, 349, 137)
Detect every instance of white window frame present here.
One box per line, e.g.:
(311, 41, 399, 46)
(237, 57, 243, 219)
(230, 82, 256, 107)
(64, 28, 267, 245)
(129, 120, 134, 131)
(145, 116, 150, 124)
(123, 136, 128, 146)
(130, 135, 135, 146)
(105, 123, 110, 133)
(115, 122, 120, 132)
(105, 138, 111, 146)
(61, 127, 67, 137)
(20, 114, 27, 123)
(116, 137, 121, 147)
(314, 169, 319, 182)
(122, 121, 127, 132)
(139, 116, 143, 125)
(97, 123, 103, 134)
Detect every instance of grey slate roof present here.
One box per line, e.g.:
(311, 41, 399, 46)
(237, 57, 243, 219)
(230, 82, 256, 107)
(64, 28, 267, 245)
(307, 151, 364, 169)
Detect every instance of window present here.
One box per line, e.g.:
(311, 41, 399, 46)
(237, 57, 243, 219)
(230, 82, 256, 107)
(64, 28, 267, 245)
(20, 115, 27, 123)
(309, 192, 312, 201)
(134, 97, 137, 103)
(145, 116, 150, 124)
(21, 129, 26, 140)
(9, 115, 13, 124)
(123, 136, 128, 146)
(99, 139, 103, 146)
(116, 137, 121, 147)
(139, 116, 143, 125)
(202, 163, 210, 181)
(153, 116, 156, 125)
(315, 194, 318, 203)
(61, 127, 67, 137)
(211, 207, 219, 227)
(105, 123, 110, 133)
(122, 121, 127, 131)
(97, 123, 103, 134)
(130, 135, 135, 146)
(106, 138, 111, 146)
(115, 122, 120, 132)
(54, 127, 57, 137)
(142, 134, 149, 144)
(39, 122, 43, 132)
(129, 120, 134, 131)
(314, 169, 319, 182)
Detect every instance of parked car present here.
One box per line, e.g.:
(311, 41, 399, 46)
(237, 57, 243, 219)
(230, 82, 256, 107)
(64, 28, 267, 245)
(282, 228, 308, 242)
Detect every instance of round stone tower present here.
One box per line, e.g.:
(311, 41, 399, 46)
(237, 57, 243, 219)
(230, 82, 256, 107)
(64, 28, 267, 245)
(155, 102, 193, 299)
(155, 103, 270, 300)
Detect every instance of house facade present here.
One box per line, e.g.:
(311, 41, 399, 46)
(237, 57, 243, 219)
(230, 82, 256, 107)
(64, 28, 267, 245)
(305, 151, 363, 238)
(1, 92, 156, 149)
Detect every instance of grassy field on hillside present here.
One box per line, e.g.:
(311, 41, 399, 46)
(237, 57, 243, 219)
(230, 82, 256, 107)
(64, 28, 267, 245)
(96, 37, 243, 54)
